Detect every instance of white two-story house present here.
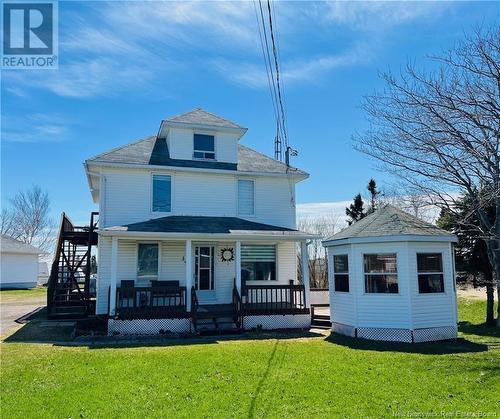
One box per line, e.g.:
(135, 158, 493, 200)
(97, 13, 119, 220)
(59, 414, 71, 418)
(84, 109, 315, 335)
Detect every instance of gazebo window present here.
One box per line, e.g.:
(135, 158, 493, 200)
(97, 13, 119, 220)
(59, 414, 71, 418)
(364, 253, 398, 294)
(417, 253, 444, 293)
(333, 254, 349, 292)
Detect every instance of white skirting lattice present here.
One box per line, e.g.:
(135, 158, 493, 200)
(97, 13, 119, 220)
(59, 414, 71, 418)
(108, 318, 191, 336)
(357, 327, 413, 343)
(331, 322, 356, 337)
(413, 326, 457, 343)
(243, 314, 311, 330)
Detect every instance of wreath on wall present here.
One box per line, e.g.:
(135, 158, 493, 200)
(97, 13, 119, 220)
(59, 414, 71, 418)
(220, 247, 234, 263)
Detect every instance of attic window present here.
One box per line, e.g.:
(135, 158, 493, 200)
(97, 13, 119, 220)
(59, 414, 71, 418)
(193, 134, 215, 160)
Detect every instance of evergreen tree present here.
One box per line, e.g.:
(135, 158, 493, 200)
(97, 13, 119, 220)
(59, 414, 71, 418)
(366, 178, 380, 214)
(346, 194, 366, 225)
(437, 193, 495, 325)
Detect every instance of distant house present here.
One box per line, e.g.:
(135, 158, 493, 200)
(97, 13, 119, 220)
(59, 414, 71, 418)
(72, 108, 316, 335)
(323, 205, 459, 343)
(0, 235, 41, 289)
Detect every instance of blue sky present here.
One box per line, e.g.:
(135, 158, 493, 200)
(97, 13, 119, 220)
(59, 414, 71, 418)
(1, 1, 498, 224)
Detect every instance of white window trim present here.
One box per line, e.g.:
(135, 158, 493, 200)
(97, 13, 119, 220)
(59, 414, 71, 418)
(237, 178, 256, 217)
(362, 253, 400, 295)
(193, 131, 217, 161)
(136, 242, 161, 282)
(416, 252, 446, 295)
(332, 254, 350, 293)
(150, 172, 174, 215)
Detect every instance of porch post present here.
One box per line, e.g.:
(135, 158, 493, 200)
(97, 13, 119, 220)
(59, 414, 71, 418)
(185, 239, 192, 312)
(300, 240, 311, 308)
(109, 237, 118, 316)
(235, 241, 242, 294)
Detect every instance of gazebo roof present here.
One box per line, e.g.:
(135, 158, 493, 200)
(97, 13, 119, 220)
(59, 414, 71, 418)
(323, 205, 457, 245)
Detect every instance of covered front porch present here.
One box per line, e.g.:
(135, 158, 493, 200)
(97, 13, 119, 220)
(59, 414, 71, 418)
(99, 216, 315, 334)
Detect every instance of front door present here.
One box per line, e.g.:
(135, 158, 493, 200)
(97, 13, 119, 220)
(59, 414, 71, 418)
(194, 245, 216, 303)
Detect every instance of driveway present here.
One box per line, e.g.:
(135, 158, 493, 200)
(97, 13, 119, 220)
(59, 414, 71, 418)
(0, 290, 46, 336)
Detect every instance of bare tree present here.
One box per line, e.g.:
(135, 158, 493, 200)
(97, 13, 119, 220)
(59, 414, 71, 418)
(354, 26, 500, 325)
(297, 215, 340, 288)
(2, 185, 55, 252)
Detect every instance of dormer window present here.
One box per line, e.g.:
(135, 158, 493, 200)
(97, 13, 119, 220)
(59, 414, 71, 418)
(193, 133, 215, 160)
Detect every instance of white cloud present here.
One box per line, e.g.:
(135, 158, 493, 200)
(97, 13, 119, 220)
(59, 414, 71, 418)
(2, 113, 71, 142)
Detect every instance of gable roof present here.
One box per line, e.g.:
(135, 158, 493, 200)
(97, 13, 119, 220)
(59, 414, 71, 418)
(86, 136, 307, 176)
(323, 205, 457, 245)
(165, 108, 245, 130)
(1, 235, 41, 255)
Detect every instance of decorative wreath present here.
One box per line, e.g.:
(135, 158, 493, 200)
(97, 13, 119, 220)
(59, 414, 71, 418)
(220, 247, 234, 263)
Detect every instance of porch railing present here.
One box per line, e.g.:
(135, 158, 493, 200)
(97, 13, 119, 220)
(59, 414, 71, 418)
(115, 285, 188, 319)
(242, 280, 308, 315)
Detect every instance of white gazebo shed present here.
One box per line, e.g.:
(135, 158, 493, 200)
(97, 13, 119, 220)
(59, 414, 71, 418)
(323, 205, 459, 343)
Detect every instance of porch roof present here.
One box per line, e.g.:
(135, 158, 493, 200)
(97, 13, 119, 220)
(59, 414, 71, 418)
(100, 216, 317, 240)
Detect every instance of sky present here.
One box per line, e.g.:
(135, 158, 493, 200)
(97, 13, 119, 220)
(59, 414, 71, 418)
(1, 1, 498, 225)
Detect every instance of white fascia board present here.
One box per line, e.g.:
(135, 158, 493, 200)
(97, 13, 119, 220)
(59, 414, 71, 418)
(84, 162, 101, 203)
(99, 230, 318, 241)
(322, 234, 458, 247)
(85, 160, 308, 181)
(161, 120, 247, 137)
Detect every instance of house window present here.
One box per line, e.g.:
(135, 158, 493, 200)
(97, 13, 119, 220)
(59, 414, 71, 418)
(152, 175, 171, 212)
(193, 133, 215, 160)
(238, 180, 255, 216)
(333, 254, 349, 292)
(364, 253, 398, 293)
(417, 253, 444, 293)
(241, 245, 276, 281)
(137, 243, 159, 278)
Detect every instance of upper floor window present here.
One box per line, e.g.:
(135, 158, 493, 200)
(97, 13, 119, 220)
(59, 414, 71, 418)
(137, 243, 158, 278)
(364, 253, 398, 294)
(417, 253, 444, 293)
(238, 179, 255, 216)
(333, 254, 349, 292)
(152, 175, 171, 212)
(193, 134, 215, 160)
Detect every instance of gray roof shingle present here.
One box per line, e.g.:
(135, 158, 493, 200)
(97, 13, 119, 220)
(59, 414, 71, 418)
(106, 216, 296, 234)
(166, 108, 245, 129)
(86, 136, 307, 176)
(1, 235, 41, 254)
(324, 205, 456, 243)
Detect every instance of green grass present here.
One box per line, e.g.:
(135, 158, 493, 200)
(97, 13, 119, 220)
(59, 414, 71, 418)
(1, 299, 499, 418)
(0, 287, 46, 302)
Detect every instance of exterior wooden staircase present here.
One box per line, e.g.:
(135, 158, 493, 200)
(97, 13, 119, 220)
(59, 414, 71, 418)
(47, 212, 98, 319)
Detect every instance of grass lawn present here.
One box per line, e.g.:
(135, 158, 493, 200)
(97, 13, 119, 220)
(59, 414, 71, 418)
(1, 298, 499, 418)
(0, 287, 46, 302)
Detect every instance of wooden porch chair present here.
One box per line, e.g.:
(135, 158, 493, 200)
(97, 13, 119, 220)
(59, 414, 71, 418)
(119, 280, 135, 308)
(151, 280, 180, 306)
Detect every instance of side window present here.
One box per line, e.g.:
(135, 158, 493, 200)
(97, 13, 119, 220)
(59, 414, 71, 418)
(417, 253, 444, 293)
(238, 179, 255, 216)
(137, 243, 159, 278)
(152, 175, 171, 212)
(333, 254, 349, 292)
(193, 134, 215, 160)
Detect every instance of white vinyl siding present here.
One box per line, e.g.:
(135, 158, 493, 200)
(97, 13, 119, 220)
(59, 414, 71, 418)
(238, 180, 255, 216)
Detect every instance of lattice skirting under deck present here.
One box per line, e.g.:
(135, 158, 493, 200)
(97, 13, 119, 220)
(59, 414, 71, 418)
(243, 314, 311, 330)
(413, 326, 457, 342)
(108, 318, 191, 336)
(357, 327, 413, 343)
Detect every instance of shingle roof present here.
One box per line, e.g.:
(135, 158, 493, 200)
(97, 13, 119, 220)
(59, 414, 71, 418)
(324, 205, 456, 243)
(166, 108, 245, 130)
(106, 216, 296, 234)
(86, 136, 307, 176)
(1, 235, 41, 254)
